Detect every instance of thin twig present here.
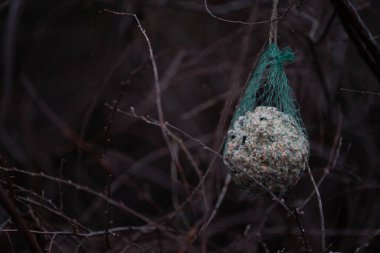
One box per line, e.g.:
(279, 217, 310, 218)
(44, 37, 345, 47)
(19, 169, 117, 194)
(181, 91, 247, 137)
(0, 183, 42, 253)
(100, 9, 174, 155)
(340, 87, 380, 96)
(74, 238, 87, 253)
(306, 161, 326, 253)
(20, 74, 99, 160)
(0, 166, 158, 229)
(330, 0, 380, 82)
(58, 159, 65, 211)
(199, 173, 231, 234)
(102, 83, 127, 249)
(204, 0, 294, 26)
(0, 218, 11, 232)
(14, 195, 89, 232)
(145, 0, 253, 15)
(181, 91, 230, 120)
(263, 226, 380, 236)
(47, 234, 57, 253)
(3, 225, 155, 237)
(108, 105, 222, 158)
(299, 119, 343, 210)
(5, 231, 16, 253)
(269, 0, 279, 44)
(355, 227, 380, 252)
(100, 13, 183, 224)
(107, 105, 295, 216)
(212, 6, 261, 149)
(251, 202, 278, 252)
(166, 129, 210, 216)
(289, 193, 311, 252)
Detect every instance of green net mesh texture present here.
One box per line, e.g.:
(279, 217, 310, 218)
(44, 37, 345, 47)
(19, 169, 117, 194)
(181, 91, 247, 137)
(223, 43, 309, 193)
(230, 43, 305, 133)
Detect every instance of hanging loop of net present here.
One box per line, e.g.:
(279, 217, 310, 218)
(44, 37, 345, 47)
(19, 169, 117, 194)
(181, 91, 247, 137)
(230, 43, 305, 133)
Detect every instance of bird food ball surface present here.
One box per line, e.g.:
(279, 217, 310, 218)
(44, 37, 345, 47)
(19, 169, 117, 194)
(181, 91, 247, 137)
(224, 106, 309, 193)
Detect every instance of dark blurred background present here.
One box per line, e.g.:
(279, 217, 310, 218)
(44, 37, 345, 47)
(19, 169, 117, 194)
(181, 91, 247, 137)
(0, 0, 380, 252)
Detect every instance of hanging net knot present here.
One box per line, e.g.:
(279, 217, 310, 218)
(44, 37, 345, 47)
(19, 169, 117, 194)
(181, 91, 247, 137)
(269, 45, 295, 65)
(229, 43, 305, 135)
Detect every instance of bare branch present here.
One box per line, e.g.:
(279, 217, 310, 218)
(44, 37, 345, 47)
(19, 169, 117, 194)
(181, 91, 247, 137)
(204, 0, 296, 26)
(306, 162, 326, 253)
(0, 183, 42, 253)
(330, 0, 380, 82)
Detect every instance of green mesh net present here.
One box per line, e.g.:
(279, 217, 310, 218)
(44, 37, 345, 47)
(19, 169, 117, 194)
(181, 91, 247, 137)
(229, 43, 305, 133)
(223, 43, 309, 193)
